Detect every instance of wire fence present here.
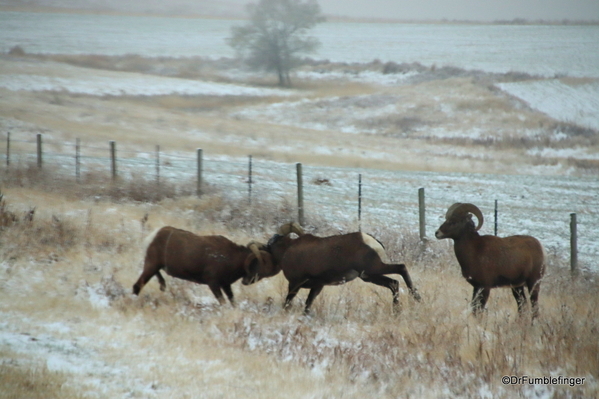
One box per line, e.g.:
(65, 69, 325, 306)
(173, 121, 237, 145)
(3, 132, 598, 272)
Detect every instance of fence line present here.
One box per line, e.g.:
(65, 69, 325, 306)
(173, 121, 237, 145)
(2, 132, 596, 274)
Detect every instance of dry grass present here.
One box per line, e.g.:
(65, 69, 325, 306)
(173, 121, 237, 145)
(0, 352, 85, 399)
(1, 52, 598, 397)
(1, 171, 598, 398)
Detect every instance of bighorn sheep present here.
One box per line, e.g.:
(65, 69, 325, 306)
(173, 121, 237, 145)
(259, 223, 420, 314)
(132, 226, 275, 305)
(435, 203, 545, 316)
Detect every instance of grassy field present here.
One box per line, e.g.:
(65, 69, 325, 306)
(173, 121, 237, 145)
(1, 52, 598, 398)
(0, 168, 598, 398)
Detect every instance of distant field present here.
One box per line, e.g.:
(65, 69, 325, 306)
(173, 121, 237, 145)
(1, 53, 598, 176)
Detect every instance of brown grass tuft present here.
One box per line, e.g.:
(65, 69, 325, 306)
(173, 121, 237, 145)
(0, 352, 85, 399)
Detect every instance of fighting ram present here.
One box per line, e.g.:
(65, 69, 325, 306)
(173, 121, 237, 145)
(259, 223, 420, 314)
(132, 226, 275, 305)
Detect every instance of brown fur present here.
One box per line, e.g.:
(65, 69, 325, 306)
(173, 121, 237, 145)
(132, 226, 274, 305)
(435, 203, 545, 316)
(263, 225, 420, 314)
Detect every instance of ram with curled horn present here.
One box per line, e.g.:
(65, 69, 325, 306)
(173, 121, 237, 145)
(435, 203, 546, 317)
(249, 222, 420, 314)
(133, 226, 274, 305)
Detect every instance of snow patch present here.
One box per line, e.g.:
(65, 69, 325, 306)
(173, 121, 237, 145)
(497, 79, 599, 131)
(0, 73, 293, 97)
(527, 146, 599, 160)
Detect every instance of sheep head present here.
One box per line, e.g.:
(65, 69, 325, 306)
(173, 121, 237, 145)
(435, 203, 483, 240)
(264, 222, 305, 266)
(242, 242, 277, 285)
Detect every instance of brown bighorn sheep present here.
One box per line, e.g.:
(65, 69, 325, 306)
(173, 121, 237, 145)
(435, 203, 545, 316)
(259, 223, 420, 314)
(132, 226, 275, 305)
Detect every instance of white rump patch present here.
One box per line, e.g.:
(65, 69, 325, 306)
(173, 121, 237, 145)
(361, 233, 389, 263)
(143, 227, 162, 250)
(540, 242, 548, 270)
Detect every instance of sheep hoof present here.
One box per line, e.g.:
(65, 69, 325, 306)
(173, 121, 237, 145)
(411, 290, 422, 302)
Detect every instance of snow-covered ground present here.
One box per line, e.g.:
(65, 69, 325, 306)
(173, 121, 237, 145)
(3, 56, 598, 134)
(0, 61, 293, 97)
(2, 12, 598, 78)
(2, 12, 598, 129)
(498, 78, 599, 131)
(0, 73, 292, 97)
(1, 11, 598, 399)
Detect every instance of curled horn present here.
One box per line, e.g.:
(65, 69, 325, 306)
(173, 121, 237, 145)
(243, 241, 276, 284)
(243, 241, 265, 284)
(247, 241, 264, 265)
(278, 222, 304, 236)
(446, 203, 484, 231)
(445, 203, 463, 219)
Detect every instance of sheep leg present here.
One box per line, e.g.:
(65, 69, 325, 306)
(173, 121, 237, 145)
(528, 280, 541, 318)
(304, 284, 324, 315)
(222, 284, 236, 306)
(284, 279, 308, 311)
(132, 262, 164, 295)
(284, 284, 300, 310)
(132, 274, 147, 295)
(155, 271, 166, 292)
(208, 284, 227, 305)
(393, 264, 421, 301)
(471, 287, 490, 314)
(360, 275, 400, 306)
(511, 286, 527, 314)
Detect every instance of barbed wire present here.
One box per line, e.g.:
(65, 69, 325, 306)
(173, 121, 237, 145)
(2, 132, 598, 268)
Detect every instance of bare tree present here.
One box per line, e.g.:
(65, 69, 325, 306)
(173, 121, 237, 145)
(228, 0, 325, 87)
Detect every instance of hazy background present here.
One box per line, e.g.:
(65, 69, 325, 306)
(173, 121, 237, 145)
(3, 0, 598, 21)
(320, 0, 599, 21)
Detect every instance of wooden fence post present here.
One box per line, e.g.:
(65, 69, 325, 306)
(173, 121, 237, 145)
(418, 187, 426, 240)
(570, 213, 578, 276)
(248, 155, 253, 205)
(494, 199, 498, 236)
(296, 162, 304, 226)
(6, 132, 9, 167)
(155, 145, 160, 185)
(36, 133, 42, 168)
(75, 138, 80, 182)
(358, 173, 362, 232)
(109, 140, 116, 180)
(196, 148, 203, 197)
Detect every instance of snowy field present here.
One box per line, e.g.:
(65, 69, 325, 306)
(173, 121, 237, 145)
(0, 174, 597, 399)
(1, 11, 598, 129)
(2, 12, 598, 78)
(0, 72, 292, 97)
(1, 11, 599, 399)
(1, 56, 598, 139)
(0, 54, 293, 97)
(498, 78, 599, 131)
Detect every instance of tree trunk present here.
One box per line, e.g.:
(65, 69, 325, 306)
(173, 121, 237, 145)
(277, 64, 285, 86)
(285, 70, 291, 87)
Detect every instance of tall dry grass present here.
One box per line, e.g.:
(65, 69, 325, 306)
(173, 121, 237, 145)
(1, 167, 598, 398)
(0, 350, 85, 399)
